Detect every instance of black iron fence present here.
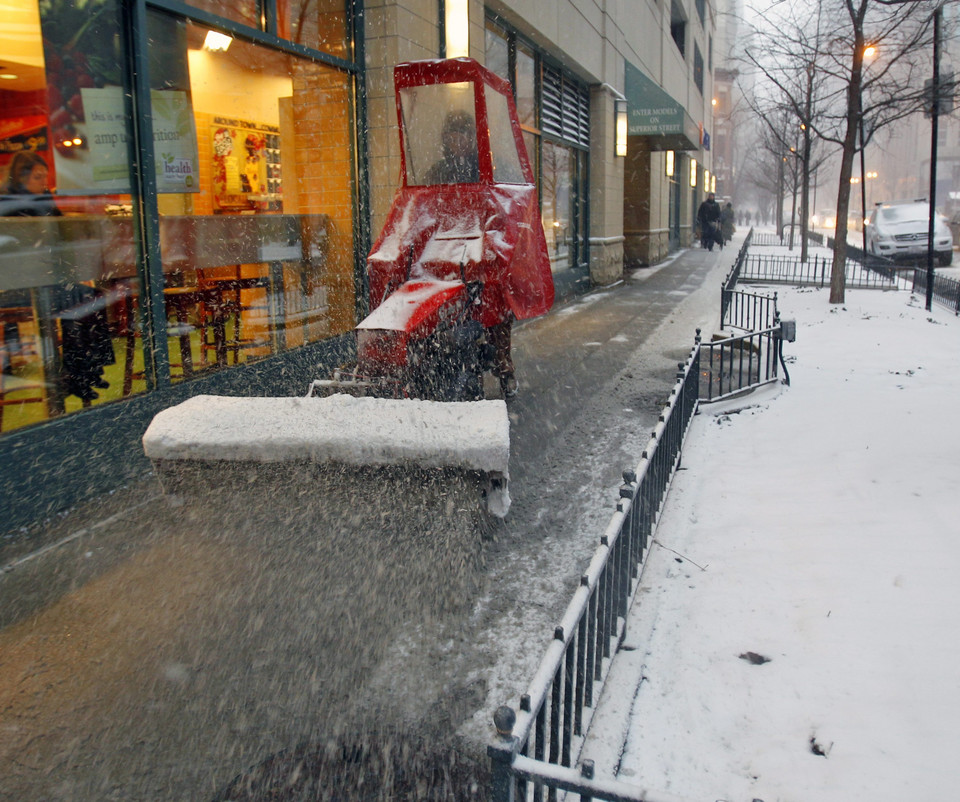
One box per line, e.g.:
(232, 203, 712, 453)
(488, 340, 703, 802)
(486, 243, 795, 802)
(721, 231, 778, 333)
(699, 325, 782, 402)
(722, 288, 778, 332)
(740, 253, 898, 290)
(822, 237, 924, 287)
(750, 231, 783, 247)
(912, 268, 960, 314)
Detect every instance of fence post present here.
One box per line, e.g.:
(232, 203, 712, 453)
(580, 759, 595, 802)
(488, 706, 519, 802)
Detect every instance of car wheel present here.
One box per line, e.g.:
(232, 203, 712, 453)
(938, 250, 953, 267)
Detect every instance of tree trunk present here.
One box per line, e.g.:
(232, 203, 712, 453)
(831, 1, 872, 304)
(831, 43, 865, 304)
(800, 66, 815, 264)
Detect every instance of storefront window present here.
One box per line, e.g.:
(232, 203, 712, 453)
(146, 13, 357, 382)
(1, 0, 141, 431)
(485, 23, 509, 82)
(541, 139, 574, 270)
(485, 17, 588, 278)
(515, 43, 536, 130)
(277, 0, 351, 58)
(0, 0, 358, 436)
(178, 0, 260, 33)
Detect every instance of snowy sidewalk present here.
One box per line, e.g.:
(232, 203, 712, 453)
(580, 285, 960, 801)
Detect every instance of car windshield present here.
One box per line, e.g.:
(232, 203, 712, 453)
(878, 205, 929, 224)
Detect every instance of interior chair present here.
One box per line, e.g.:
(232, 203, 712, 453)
(196, 265, 274, 368)
(117, 278, 209, 396)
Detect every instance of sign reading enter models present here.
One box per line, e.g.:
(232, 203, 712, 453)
(54, 87, 199, 194)
(624, 62, 700, 152)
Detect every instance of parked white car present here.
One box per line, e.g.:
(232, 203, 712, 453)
(865, 200, 953, 266)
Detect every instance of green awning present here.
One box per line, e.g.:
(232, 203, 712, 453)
(624, 61, 701, 151)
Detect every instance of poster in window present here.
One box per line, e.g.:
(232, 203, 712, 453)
(38, 0, 199, 194)
(45, 87, 199, 194)
(211, 118, 281, 212)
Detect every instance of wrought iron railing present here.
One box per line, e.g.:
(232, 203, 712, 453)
(722, 288, 778, 332)
(699, 324, 783, 402)
(739, 253, 898, 290)
(487, 245, 797, 801)
(720, 231, 778, 333)
(912, 267, 960, 314)
(750, 231, 783, 247)
(719, 230, 751, 326)
(487, 339, 703, 802)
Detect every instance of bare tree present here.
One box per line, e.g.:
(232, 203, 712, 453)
(743, 0, 936, 302)
(742, 2, 830, 263)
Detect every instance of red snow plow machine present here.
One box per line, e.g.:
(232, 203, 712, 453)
(143, 58, 553, 520)
(312, 57, 553, 401)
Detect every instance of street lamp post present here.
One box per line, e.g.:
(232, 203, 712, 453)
(925, 5, 941, 312)
(859, 118, 868, 253)
(876, 0, 943, 311)
(860, 44, 876, 255)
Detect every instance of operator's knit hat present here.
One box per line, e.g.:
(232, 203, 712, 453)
(442, 110, 474, 135)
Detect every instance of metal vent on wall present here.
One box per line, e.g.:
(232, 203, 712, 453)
(541, 64, 590, 149)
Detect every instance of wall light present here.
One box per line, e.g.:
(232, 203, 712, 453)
(690, 158, 698, 188)
(704, 168, 710, 190)
(203, 30, 233, 52)
(614, 98, 628, 157)
(711, 174, 716, 193)
(445, 0, 470, 58)
(665, 150, 675, 177)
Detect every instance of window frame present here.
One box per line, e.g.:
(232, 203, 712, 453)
(670, 0, 687, 58)
(484, 14, 591, 273)
(128, 0, 366, 387)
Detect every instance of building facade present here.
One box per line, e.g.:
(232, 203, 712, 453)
(0, 0, 714, 531)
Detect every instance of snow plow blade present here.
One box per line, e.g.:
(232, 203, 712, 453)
(142, 394, 511, 518)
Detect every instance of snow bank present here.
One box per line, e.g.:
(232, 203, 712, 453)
(581, 282, 960, 800)
(142, 394, 510, 475)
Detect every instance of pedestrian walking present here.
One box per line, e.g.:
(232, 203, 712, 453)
(696, 192, 722, 251)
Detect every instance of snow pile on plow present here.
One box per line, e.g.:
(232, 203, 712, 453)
(143, 394, 511, 516)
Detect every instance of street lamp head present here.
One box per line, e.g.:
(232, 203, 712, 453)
(863, 44, 877, 59)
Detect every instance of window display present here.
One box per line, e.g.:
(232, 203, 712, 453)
(0, 0, 358, 434)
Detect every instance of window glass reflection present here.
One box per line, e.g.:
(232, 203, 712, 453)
(277, 0, 350, 57)
(516, 43, 536, 130)
(484, 22, 509, 82)
(1, 0, 141, 432)
(177, 0, 260, 32)
(541, 139, 573, 270)
(146, 14, 357, 381)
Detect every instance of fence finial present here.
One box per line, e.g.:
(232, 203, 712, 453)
(494, 705, 516, 738)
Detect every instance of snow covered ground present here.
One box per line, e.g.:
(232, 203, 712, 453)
(580, 265, 960, 800)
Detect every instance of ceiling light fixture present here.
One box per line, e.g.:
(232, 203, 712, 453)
(203, 31, 233, 52)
